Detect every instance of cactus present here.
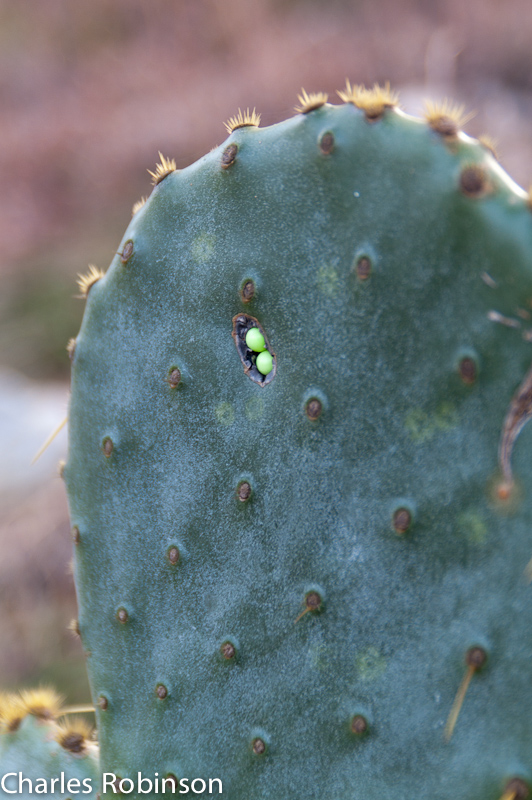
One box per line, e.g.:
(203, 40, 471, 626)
(16, 84, 532, 798)
(0, 690, 99, 798)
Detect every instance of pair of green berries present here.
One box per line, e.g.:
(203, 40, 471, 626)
(245, 327, 274, 375)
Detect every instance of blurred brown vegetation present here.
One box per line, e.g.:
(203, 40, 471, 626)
(1, 0, 532, 698)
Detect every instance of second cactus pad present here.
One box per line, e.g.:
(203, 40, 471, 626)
(66, 91, 532, 799)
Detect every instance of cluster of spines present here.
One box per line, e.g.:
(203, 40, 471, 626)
(224, 107, 261, 134)
(0, 688, 94, 756)
(294, 88, 328, 114)
(147, 152, 177, 185)
(132, 196, 147, 215)
(423, 98, 474, 137)
(76, 265, 105, 298)
(0, 687, 61, 733)
(337, 80, 399, 119)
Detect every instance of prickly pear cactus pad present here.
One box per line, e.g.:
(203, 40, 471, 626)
(66, 87, 532, 799)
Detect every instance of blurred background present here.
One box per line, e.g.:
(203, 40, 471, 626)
(1, 0, 532, 704)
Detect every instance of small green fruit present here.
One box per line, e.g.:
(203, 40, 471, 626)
(245, 328, 266, 352)
(256, 350, 273, 375)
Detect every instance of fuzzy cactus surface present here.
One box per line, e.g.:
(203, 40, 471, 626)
(62, 87, 532, 799)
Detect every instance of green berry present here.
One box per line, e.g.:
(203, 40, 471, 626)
(256, 350, 273, 375)
(245, 328, 266, 352)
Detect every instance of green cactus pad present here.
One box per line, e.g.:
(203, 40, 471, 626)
(66, 97, 532, 799)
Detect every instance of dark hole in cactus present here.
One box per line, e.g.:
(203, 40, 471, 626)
(460, 165, 489, 197)
(393, 508, 412, 534)
(362, 102, 391, 122)
(496, 481, 513, 502)
(167, 368, 181, 389)
(164, 775, 179, 793)
(237, 481, 252, 502)
(252, 737, 266, 755)
(120, 240, 134, 264)
(240, 279, 255, 303)
(466, 645, 487, 670)
(232, 314, 276, 386)
(319, 131, 335, 155)
(305, 591, 322, 612)
(102, 437, 114, 458)
(6, 716, 22, 733)
(356, 256, 372, 281)
(350, 714, 368, 735)
(431, 116, 458, 137)
(221, 641, 236, 660)
(305, 398, 322, 420)
(60, 732, 85, 754)
(459, 356, 477, 385)
(221, 143, 238, 169)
